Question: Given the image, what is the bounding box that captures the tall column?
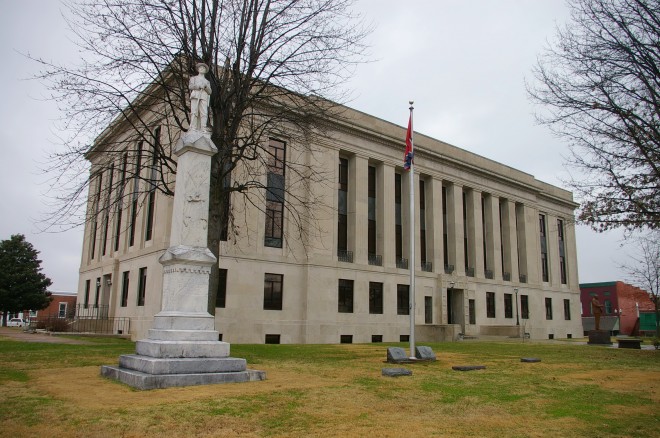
[502,200,518,281]
[401,167,412,267]
[483,194,497,279]
[429,177,444,273]
[466,189,484,277]
[565,218,579,288]
[447,183,464,276]
[413,173,422,270]
[523,204,540,284]
[380,164,396,268]
[352,155,369,265]
[515,203,530,283]
[547,214,559,286]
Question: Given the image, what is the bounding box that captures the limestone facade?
[78,105,583,343]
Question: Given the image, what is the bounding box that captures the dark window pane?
[216,269,227,308]
[120,271,130,307]
[338,279,354,313]
[504,293,513,318]
[486,292,495,318]
[397,285,409,315]
[521,295,529,319]
[264,273,283,310]
[369,282,383,314]
[265,334,281,344]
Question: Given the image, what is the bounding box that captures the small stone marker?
[415,346,437,361]
[387,347,410,363]
[382,367,413,377]
[521,358,541,363]
[452,365,486,371]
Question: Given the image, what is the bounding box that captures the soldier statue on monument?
[189,63,212,132]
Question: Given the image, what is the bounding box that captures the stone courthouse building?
[77,103,583,343]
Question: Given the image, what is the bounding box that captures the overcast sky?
[1,0,631,292]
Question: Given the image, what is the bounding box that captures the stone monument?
[101,63,265,389]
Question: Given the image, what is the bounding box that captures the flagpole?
[408,101,416,360]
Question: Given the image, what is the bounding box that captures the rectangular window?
[424,296,432,324]
[442,186,449,268]
[84,279,90,307]
[145,127,160,242]
[120,271,130,307]
[58,303,67,318]
[539,214,549,282]
[90,171,103,260]
[340,335,353,344]
[482,195,488,274]
[137,267,147,306]
[265,334,281,344]
[545,297,553,320]
[371,335,383,343]
[499,200,505,276]
[369,282,383,314]
[469,299,476,324]
[129,142,143,247]
[395,173,402,260]
[216,269,227,308]
[338,157,349,253]
[420,179,427,264]
[265,139,286,248]
[521,294,529,319]
[94,277,101,308]
[400,334,409,342]
[504,293,513,319]
[463,190,469,271]
[558,219,567,284]
[604,299,612,314]
[263,273,283,310]
[486,292,496,318]
[338,279,354,313]
[564,299,571,320]
[397,284,409,315]
[102,163,114,256]
[219,161,232,242]
[145,191,156,241]
[114,153,128,252]
[368,166,377,257]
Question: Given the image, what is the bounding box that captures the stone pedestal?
[587,330,612,345]
[101,131,265,389]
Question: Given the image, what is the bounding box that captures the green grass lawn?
[0,335,658,437]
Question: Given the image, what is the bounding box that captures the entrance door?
[101,274,112,318]
[447,289,465,332]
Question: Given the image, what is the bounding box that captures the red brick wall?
[32,295,77,320]
[581,281,655,335]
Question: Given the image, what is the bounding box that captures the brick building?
[580,281,655,335]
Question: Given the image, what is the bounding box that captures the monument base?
[588,330,612,345]
[102,333,266,389]
[101,363,265,390]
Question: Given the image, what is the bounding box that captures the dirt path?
[0,327,92,344]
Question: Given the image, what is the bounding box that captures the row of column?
[341,153,574,287]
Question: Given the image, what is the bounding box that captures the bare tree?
[31,0,369,308]
[621,231,660,338]
[528,0,660,232]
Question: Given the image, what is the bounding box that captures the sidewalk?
[0,326,91,344]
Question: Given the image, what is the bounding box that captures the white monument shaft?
[101,63,264,388]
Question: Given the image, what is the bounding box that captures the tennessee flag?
[403,114,413,170]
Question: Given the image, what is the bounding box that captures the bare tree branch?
[528,0,660,232]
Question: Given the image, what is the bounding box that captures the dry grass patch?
[1,338,659,437]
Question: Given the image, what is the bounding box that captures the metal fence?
[30,315,130,335]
